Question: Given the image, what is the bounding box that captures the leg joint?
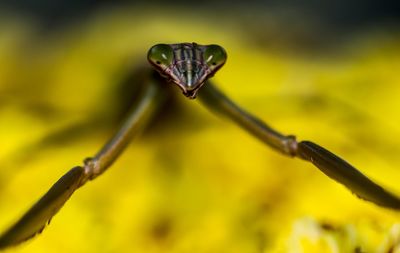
[83,157,101,180]
[283,135,298,157]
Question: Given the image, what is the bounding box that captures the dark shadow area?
[1,0,399,31]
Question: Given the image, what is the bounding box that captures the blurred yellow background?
[0,5,400,253]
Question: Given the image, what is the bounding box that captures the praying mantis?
[0,42,399,249]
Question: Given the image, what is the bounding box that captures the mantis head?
[147,43,227,99]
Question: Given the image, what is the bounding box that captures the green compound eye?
[204,45,227,68]
[147,44,174,67]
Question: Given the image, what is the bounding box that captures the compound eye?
[147,44,174,68]
[204,45,227,68]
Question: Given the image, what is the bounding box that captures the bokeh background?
[0,1,400,252]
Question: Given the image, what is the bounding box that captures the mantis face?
[147,43,227,98]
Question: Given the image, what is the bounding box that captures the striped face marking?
[147,43,227,99]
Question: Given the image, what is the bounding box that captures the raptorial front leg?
[198,82,400,209]
[0,76,167,249]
